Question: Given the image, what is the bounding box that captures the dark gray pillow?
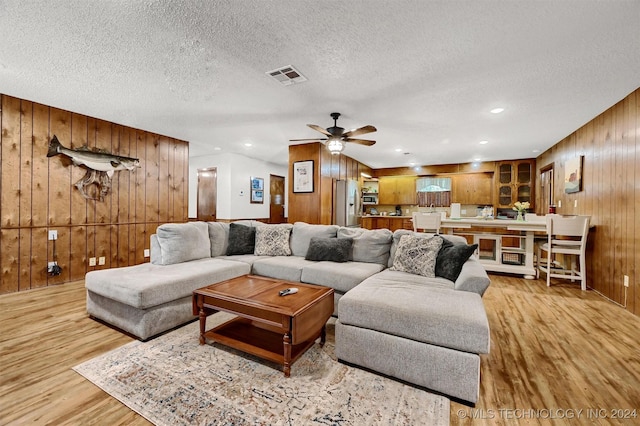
[226,223,256,255]
[435,239,478,282]
[305,237,353,262]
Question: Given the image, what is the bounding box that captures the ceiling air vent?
[266,65,307,86]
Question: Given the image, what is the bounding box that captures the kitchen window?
[416,177,451,207]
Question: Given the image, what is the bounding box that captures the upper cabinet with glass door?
[495,159,535,208]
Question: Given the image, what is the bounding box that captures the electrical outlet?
[558,200,562,208]
[48,230,57,240]
[47,262,56,272]
[574,199,578,208]
[89,257,96,266]
[98,256,106,266]
[144,249,150,257]
[624,275,630,287]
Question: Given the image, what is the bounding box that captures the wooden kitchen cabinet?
[495,159,535,208]
[378,176,416,205]
[361,216,412,231]
[451,173,493,205]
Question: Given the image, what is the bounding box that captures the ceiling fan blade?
[345,138,376,146]
[289,138,328,142]
[343,125,377,138]
[307,124,332,136]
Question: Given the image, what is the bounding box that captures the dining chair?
[537,215,590,290]
[412,212,441,234]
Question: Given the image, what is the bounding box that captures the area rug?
[73,313,449,425]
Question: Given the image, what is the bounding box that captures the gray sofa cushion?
[305,237,353,262]
[290,222,339,257]
[251,256,317,282]
[301,261,385,293]
[85,258,250,309]
[208,221,230,257]
[390,234,443,277]
[338,278,490,354]
[155,222,211,265]
[338,227,393,266]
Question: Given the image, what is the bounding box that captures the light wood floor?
[1,275,639,425]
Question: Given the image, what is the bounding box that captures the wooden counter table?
[441,218,548,279]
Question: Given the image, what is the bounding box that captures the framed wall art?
[250,177,264,203]
[564,156,583,194]
[293,160,314,193]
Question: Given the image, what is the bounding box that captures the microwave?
[363,196,378,204]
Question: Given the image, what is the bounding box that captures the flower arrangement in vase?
[512,201,530,221]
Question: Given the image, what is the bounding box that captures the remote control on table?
[279,288,299,296]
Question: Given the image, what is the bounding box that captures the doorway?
[539,164,554,213]
[197,167,217,221]
[269,174,285,224]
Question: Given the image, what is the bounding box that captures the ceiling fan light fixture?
[326,137,345,155]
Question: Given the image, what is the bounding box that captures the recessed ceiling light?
[395,148,403,152]
[244,143,252,147]
[490,107,505,114]
[474,157,481,162]
[532,149,540,153]
[409,162,416,166]
[479,140,489,145]
[214,147,222,151]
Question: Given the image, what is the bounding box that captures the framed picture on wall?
[293,160,314,193]
[564,156,583,194]
[250,177,264,203]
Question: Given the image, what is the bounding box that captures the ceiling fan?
[290,112,376,155]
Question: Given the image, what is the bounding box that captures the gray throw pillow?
[226,223,256,255]
[254,224,292,256]
[156,222,211,265]
[436,239,478,282]
[305,237,353,262]
[390,234,443,277]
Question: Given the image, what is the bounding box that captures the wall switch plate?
[574,199,578,207]
[89,257,96,266]
[48,230,57,240]
[47,261,56,272]
[558,200,562,208]
[624,275,630,287]
[98,256,106,266]
[144,249,150,257]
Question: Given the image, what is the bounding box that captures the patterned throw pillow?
[254,225,292,256]
[391,234,443,277]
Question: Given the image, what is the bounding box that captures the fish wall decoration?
[47,135,140,201]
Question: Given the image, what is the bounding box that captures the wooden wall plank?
[48,108,72,226]
[109,124,122,226]
[31,228,48,288]
[95,225,110,271]
[116,224,129,267]
[158,137,170,223]
[0,229,19,293]
[167,140,176,222]
[70,113,88,225]
[47,226,69,286]
[69,226,87,281]
[94,119,112,223]
[134,130,146,224]
[19,100,33,228]
[31,103,50,228]
[1,96,21,227]
[117,126,131,224]
[18,229,31,291]
[145,134,159,224]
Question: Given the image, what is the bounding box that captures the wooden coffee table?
[192,275,334,377]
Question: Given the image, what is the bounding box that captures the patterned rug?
[74,313,449,425]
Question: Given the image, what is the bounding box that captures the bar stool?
[537,215,590,290]
[412,212,441,234]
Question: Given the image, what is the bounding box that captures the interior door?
[197,168,217,221]
[539,166,554,213]
[269,174,285,223]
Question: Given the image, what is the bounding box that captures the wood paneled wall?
[0,94,189,294]
[288,143,368,224]
[535,88,639,315]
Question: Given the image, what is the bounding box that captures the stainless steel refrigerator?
[335,179,360,227]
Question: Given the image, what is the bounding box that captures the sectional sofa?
[85,220,491,403]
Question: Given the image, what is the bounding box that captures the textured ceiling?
[1,0,639,168]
